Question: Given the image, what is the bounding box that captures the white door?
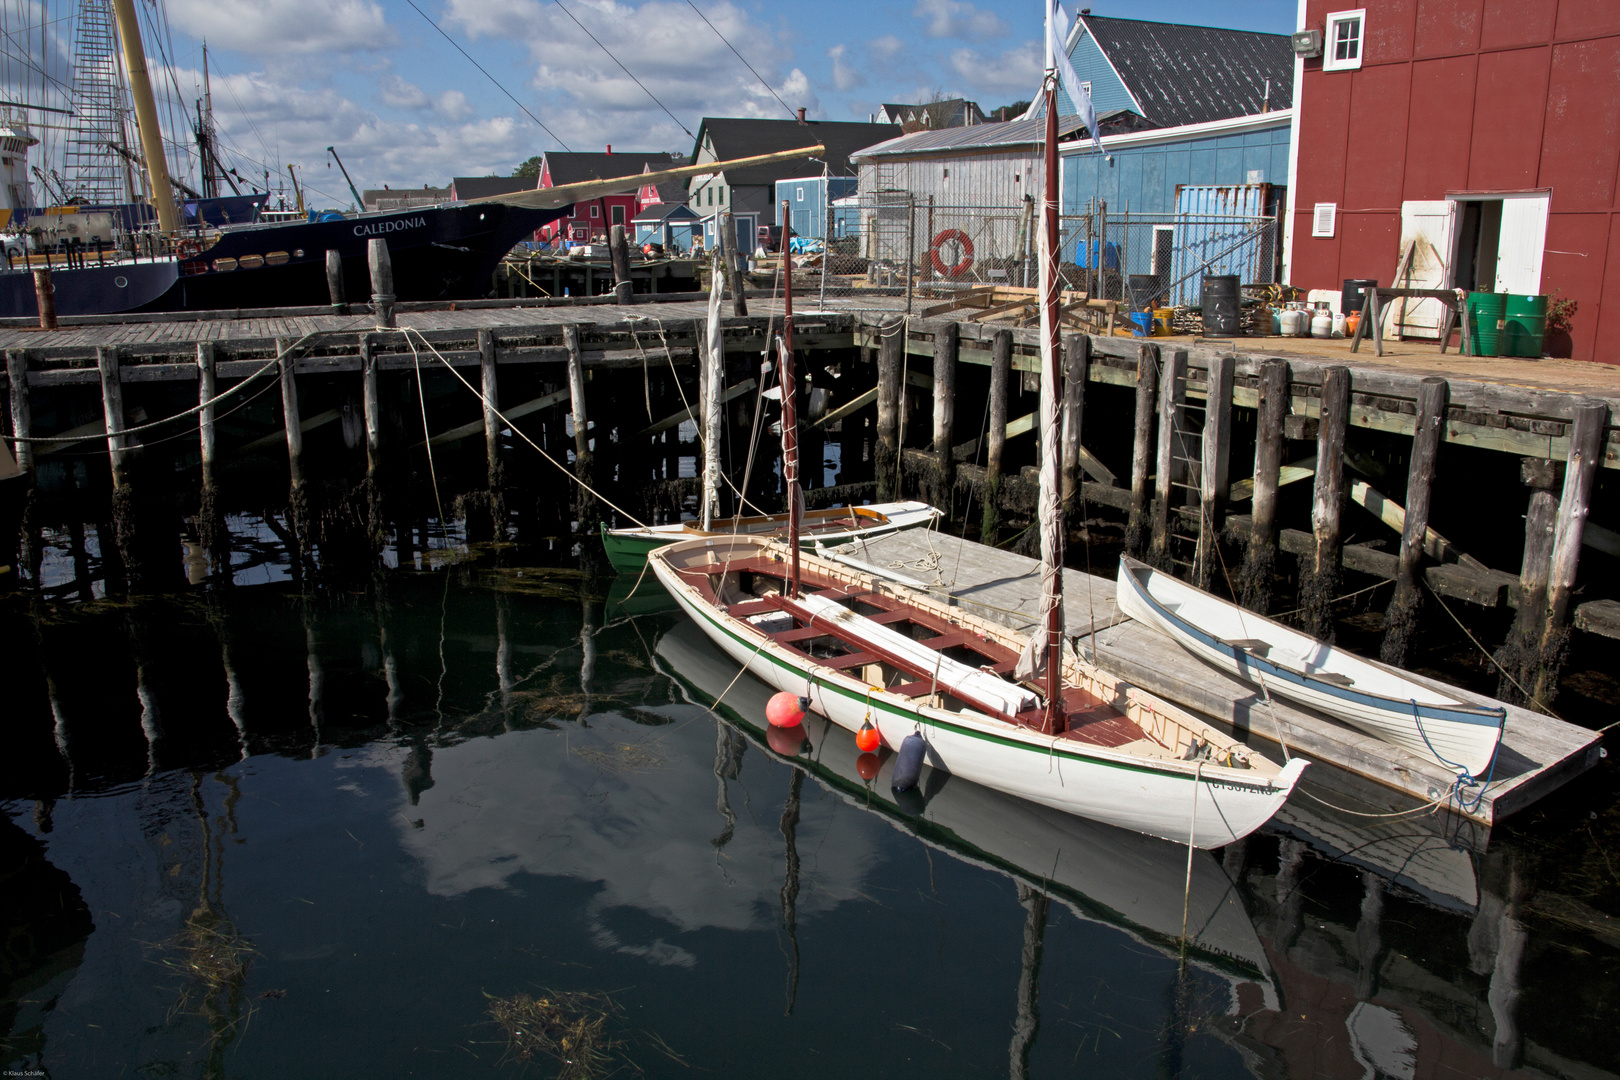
[1392,200,1457,339]
[1494,193,1549,294]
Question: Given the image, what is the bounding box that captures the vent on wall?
[1313,203,1337,237]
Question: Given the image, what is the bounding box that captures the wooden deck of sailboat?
[668,553,1147,749]
[827,530,1604,828]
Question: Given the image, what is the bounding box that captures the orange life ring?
[929,229,974,278]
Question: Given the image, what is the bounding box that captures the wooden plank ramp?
[827,530,1604,827]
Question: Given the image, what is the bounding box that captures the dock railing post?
[982,329,1012,545]
[1239,358,1288,612]
[325,249,348,315]
[1125,343,1157,558]
[876,318,903,500]
[1301,365,1351,642]
[1194,353,1233,591]
[367,239,395,329]
[1061,334,1089,509]
[1149,349,1187,569]
[1531,401,1609,708]
[931,320,958,512]
[1381,376,1449,665]
[609,224,634,306]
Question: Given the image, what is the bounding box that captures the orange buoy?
[766,691,808,727]
[766,722,808,756]
[856,751,882,781]
[855,720,881,753]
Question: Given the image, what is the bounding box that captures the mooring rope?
[403,331,449,548]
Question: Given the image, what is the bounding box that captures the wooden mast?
[1040,71,1065,734]
[780,199,801,599]
[109,0,180,234]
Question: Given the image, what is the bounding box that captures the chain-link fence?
[787,190,1281,319]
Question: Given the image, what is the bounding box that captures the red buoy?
[856,752,882,781]
[855,721,881,753]
[767,722,808,756]
[766,691,808,728]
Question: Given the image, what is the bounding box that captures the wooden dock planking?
[829,531,1603,826]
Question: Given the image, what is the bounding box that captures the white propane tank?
[1332,312,1347,337]
[1282,303,1307,336]
[1311,304,1333,338]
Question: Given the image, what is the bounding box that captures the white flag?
[1047,0,1107,158]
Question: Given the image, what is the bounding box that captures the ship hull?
[0,201,566,318]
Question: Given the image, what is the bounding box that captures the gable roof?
[633,200,700,224]
[878,100,986,129]
[1071,15,1293,128]
[692,118,896,185]
[451,175,535,200]
[542,151,685,189]
[850,109,1150,161]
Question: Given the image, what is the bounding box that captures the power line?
[401,0,571,152]
[550,0,695,140]
[683,0,797,121]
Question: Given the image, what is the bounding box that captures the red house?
[1284,1,1620,362]
[533,149,684,245]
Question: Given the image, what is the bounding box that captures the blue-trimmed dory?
[1116,556,1504,779]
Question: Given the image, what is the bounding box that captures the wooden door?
[1392,200,1457,339]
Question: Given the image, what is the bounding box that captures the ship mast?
[109,0,180,233]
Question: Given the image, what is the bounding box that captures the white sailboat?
[648,21,1305,848]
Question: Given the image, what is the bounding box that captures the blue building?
[774,175,858,240]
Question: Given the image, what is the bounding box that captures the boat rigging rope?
[403,331,449,548]
[396,325,650,529]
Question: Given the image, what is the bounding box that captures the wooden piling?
[1194,353,1233,591]
[1125,343,1157,557]
[718,212,746,317]
[982,329,1012,545]
[33,267,56,330]
[1381,377,1449,666]
[1531,401,1609,707]
[1149,348,1187,568]
[367,239,395,329]
[1060,334,1089,508]
[361,334,383,480]
[1497,489,1557,705]
[278,339,304,486]
[195,342,224,558]
[6,349,32,479]
[325,249,348,314]
[478,330,501,484]
[564,325,597,531]
[1239,359,1288,613]
[1301,365,1351,642]
[931,320,958,510]
[876,318,902,500]
[97,346,131,487]
[609,225,634,305]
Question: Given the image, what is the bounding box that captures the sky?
[8,0,1299,208]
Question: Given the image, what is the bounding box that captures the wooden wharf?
[3,289,1618,735]
[827,529,1604,829]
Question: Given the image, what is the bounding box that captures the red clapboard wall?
[1288,0,1620,363]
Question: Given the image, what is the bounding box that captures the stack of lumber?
[918,285,1124,332]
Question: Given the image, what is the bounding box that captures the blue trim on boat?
[1120,559,1505,730]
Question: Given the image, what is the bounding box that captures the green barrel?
[1466,292,1507,357]
[1503,293,1548,357]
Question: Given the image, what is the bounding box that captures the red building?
[533,150,683,245]
[1285,1,1620,362]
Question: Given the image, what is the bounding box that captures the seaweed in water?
[486,989,629,1078]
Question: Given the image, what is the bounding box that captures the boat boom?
[472,145,827,210]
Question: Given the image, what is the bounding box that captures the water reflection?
[0,563,1614,1078]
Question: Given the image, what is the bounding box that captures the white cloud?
[948,42,1042,97]
[379,75,431,110]
[435,90,475,122]
[164,0,396,55]
[828,44,863,92]
[913,0,1008,40]
[870,34,904,60]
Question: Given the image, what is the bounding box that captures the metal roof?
[849,110,1144,161]
[692,118,893,183]
[1080,15,1293,127]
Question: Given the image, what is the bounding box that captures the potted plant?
[1545,289,1577,358]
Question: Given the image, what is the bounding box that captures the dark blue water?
[3,552,1617,1078]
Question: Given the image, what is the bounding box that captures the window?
[1079,80,1092,98]
[611,205,624,226]
[1323,9,1364,71]
[707,187,714,206]
[796,186,804,201]
[719,186,725,204]
[1312,202,1337,237]
[590,204,600,218]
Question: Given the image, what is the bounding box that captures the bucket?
[1129,312,1153,337]
[1127,274,1163,310]
[1201,274,1241,337]
[1502,293,1547,357]
[1341,278,1378,317]
[1154,307,1174,336]
[1466,292,1507,357]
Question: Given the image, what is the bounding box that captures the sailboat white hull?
[651,538,1304,848]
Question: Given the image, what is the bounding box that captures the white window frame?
[1323,9,1365,72]
[796,186,804,201]
[590,204,600,218]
